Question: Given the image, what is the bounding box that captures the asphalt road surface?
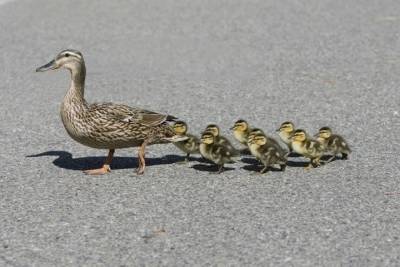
[1,0,400,266]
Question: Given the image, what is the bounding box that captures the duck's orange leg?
[137,142,147,175]
[84,149,115,175]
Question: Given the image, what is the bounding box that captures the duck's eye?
[65,53,70,57]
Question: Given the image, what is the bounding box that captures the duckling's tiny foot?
[83,165,111,175]
[304,164,312,170]
[176,157,189,164]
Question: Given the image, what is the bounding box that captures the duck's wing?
[89,103,177,127]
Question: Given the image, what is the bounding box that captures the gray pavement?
[1,0,400,266]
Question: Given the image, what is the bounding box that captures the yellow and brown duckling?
[277,121,296,152]
[36,49,186,175]
[291,129,324,169]
[248,134,287,173]
[172,121,200,162]
[199,131,238,173]
[247,128,283,154]
[231,119,251,146]
[316,127,351,161]
[205,124,238,154]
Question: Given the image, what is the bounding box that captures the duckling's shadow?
[288,152,302,157]
[241,157,260,165]
[27,151,186,171]
[242,164,283,172]
[286,161,309,168]
[191,164,235,173]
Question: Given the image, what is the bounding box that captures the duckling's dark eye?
[65,53,70,57]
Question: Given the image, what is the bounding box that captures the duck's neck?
[63,63,87,107]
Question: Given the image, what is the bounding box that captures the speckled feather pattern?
[60,87,176,149]
[321,135,351,155]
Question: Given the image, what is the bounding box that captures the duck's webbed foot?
[84,165,111,175]
[84,149,114,175]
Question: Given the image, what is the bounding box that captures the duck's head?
[277,121,295,133]
[36,49,84,73]
[230,119,249,132]
[291,129,307,142]
[205,124,220,137]
[173,121,188,135]
[316,127,332,139]
[249,134,267,146]
[201,131,215,145]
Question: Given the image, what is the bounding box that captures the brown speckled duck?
[36,49,186,175]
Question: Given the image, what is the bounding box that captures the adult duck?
[36,49,186,175]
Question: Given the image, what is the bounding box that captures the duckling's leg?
[280,164,286,171]
[217,164,225,174]
[177,153,190,164]
[137,142,147,175]
[260,166,269,174]
[304,159,313,170]
[326,155,336,162]
[84,149,115,175]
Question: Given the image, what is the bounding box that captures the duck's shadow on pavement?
[26,151,191,170]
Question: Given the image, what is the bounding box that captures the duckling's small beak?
[313,133,319,138]
[229,126,235,130]
[36,59,58,72]
[275,128,280,132]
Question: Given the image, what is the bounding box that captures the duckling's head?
[318,127,332,139]
[247,128,265,143]
[173,121,188,135]
[249,128,264,136]
[201,131,215,145]
[250,134,267,146]
[291,129,307,142]
[230,119,249,132]
[36,49,84,73]
[205,124,220,137]
[277,121,295,133]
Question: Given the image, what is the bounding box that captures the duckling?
[231,119,251,146]
[199,131,237,173]
[247,128,284,156]
[277,121,296,151]
[291,129,324,169]
[316,127,351,161]
[205,124,238,154]
[172,121,200,162]
[248,134,287,173]
[36,49,187,175]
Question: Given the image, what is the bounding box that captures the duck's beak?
[313,133,319,138]
[229,126,235,130]
[36,59,58,72]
